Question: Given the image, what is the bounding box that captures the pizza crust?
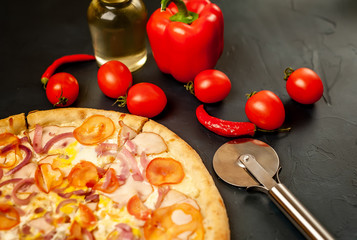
[0,113,27,135]
[27,108,148,133]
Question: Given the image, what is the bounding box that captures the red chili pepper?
[147,0,224,83]
[196,105,291,137]
[41,54,96,87]
[196,105,256,137]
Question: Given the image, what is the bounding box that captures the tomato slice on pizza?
[144,203,204,240]
[73,115,115,145]
[34,163,64,193]
[127,194,152,221]
[0,203,20,230]
[0,133,21,168]
[76,203,97,229]
[68,161,99,188]
[146,158,185,186]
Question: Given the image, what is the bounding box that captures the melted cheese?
[94,195,144,239]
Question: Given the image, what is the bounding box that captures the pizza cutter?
[213,138,334,240]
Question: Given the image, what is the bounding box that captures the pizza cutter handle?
[269,183,334,240]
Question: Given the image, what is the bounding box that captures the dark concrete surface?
[1,0,356,239]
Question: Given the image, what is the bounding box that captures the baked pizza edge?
[0,113,27,135]
[26,108,148,133]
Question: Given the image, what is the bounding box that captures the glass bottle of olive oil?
[87,0,147,72]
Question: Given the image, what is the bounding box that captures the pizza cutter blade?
[213,138,334,240]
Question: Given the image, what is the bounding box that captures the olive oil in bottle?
[87,0,147,72]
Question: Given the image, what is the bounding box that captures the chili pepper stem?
[41,77,49,89]
[256,127,292,133]
[184,81,195,95]
[113,96,127,108]
[284,67,295,80]
[161,0,198,24]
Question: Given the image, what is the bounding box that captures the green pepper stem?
[161,0,198,24]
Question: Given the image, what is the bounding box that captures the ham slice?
[118,121,137,148]
[131,132,167,155]
[28,216,55,235]
[95,143,118,157]
[101,175,153,207]
[154,185,170,209]
[13,162,37,179]
[159,190,199,210]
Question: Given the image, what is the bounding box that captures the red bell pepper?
[147,0,224,83]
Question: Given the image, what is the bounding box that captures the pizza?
[0,108,229,240]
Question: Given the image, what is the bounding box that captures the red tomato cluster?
[97,61,167,118]
[243,67,323,130]
[97,64,232,118]
[195,67,323,133]
[41,53,324,131]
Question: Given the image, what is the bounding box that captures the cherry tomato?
[46,72,79,107]
[73,115,115,145]
[285,67,324,104]
[193,70,231,103]
[97,60,133,98]
[245,90,285,130]
[127,83,167,118]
